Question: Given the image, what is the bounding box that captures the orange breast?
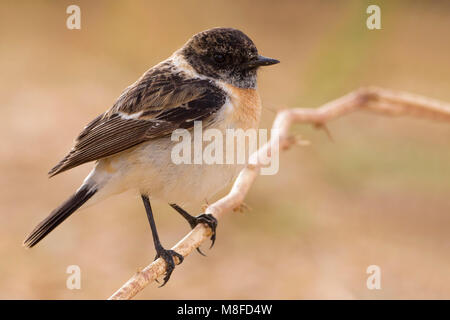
[224,84,262,130]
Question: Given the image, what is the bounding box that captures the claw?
[153,248,183,287]
[170,204,218,253]
[196,214,217,249]
[196,247,206,256]
[210,231,216,249]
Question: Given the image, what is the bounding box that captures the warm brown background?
[1,0,449,299]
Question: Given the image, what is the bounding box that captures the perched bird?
[24,27,279,285]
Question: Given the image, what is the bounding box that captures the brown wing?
[49,64,226,176]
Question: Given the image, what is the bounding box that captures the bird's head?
[180,27,279,88]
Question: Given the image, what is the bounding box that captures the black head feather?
[181,28,265,88]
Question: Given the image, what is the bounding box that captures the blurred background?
[1,0,449,299]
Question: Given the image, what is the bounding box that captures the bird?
[23,27,279,286]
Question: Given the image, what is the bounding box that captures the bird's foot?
[170,204,217,255]
[153,246,183,287]
[193,213,218,250]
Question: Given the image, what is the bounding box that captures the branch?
[108,86,450,300]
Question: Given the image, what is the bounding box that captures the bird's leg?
[141,195,183,287]
[169,203,217,256]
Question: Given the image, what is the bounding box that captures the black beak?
[243,55,280,69]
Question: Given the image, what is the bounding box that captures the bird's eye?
[213,53,225,64]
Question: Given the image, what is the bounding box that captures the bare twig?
[108,87,450,300]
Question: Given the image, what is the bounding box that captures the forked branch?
[108,86,450,300]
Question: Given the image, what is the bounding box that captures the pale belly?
[91,85,261,207]
[95,134,244,207]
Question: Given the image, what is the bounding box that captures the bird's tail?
[23,184,97,248]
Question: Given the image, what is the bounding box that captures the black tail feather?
[23,185,97,248]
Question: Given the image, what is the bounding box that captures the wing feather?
[48,63,226,176]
